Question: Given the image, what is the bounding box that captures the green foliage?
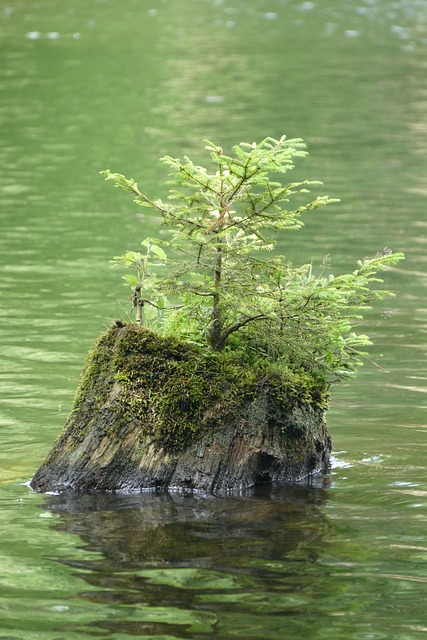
[111,239,168,327]
[101,135,404,383]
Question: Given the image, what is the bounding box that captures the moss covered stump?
[31,324,331,493]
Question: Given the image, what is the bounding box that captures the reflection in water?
[47,484,329,565]
[40,478,427,639]
[45,485,331,638]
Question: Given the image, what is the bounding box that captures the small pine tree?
[101,135,404,382]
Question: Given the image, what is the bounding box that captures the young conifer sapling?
[101,135,404,383]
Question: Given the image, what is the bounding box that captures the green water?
[1,0,426,638]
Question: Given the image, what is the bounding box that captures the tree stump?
[31,324,331,493]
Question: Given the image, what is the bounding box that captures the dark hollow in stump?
[31,324,332,493]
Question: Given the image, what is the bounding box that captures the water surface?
[1,0,426,638]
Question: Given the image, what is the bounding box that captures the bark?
[31,324,331,494]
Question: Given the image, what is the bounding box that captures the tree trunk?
[31,324,331,494]
[210,240,223,351]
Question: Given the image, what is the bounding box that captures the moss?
[110,326,253,450]
[73,328,119,409]
[258,367,329,436]
[69,323,329,454]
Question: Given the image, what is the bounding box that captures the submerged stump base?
[31,324,331,494]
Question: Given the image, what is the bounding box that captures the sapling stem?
[133,285,144,325]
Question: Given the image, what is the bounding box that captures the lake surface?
[1,0,427,638]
